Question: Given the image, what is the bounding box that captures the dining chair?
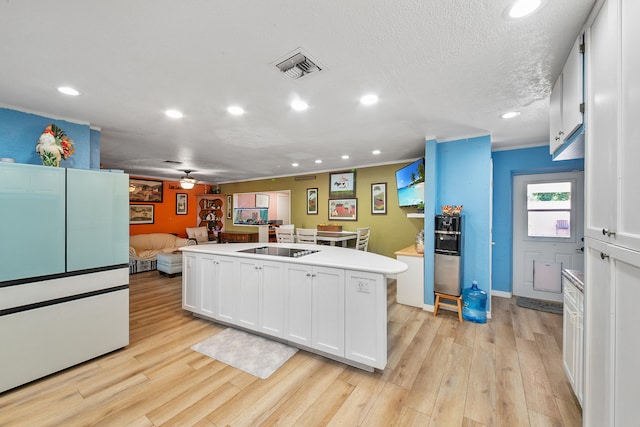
[275,227,295,243]
[355,227,370,251]
[296,228,318,244]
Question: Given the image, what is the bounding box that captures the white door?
[512,172,584,302]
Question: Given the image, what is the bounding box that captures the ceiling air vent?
[275,52,322,80]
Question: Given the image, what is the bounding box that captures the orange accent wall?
[129,179,210,238]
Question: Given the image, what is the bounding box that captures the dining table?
[316,230,358,247]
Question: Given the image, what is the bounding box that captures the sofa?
[129,233,194,273]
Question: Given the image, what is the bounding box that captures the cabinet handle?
[602,228,616,237]
[306,273,312,277]
[555,136,560,141]
[559,131,564,136]
[600,252,610,260]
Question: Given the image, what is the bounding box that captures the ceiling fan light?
[179,170,197,189]
[180,177,196,189]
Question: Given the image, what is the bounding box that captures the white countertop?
[181,242,408,275]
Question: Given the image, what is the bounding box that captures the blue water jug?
[462,281,487,323]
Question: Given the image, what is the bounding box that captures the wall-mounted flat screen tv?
[395,158,425,207]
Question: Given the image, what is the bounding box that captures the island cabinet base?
[183,250,390,371]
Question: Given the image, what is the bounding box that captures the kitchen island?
[181,243,408,371]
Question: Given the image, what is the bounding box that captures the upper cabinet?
[550,34,585,156]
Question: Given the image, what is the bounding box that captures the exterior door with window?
[512,172,584,302]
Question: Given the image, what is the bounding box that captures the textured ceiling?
[0,0,595,183]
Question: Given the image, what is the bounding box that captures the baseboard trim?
[491,290,512,298]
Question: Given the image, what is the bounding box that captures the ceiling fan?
[179,170,197,189]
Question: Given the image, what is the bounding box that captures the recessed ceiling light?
[372,150,381,155]
[292,162,299,167]
[227,106,245,116]
[341,155,350,160]
[58,86,80,96]
[507,0,542,18]
[165,109,183,119]
[291,99,309,112]
[315,159,322,164]
[501,111,521,119]
[360,94,379,106]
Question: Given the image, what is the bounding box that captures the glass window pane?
[527,182,571,210]
[528,211,571,238]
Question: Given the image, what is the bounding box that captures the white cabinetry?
[585,0,640,252]
[345,270,387,369]
[550,34,584,154]
[182,253,235,319]
[584,0,640,423]
[284,264,345,357]
[584,238,640,427]
[311,266,345,357]
[182,248,395,371]
[236,258,284,336]
[562,276,583,406]
[283,263,313,346]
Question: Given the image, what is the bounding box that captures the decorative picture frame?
[226,195,232,219]
[176,193,188,215]
[328,198,357,221]
[129,178,163,202]
[255,193,269,208]
[307,188,318,215]
[371,182,387,215]
[129,204,154,224]
[329,171,356,198]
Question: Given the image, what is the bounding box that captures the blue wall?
[424,135,492,310]
[0,108,97,169]
[491,146,584,294]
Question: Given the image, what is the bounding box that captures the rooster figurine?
[35,124,74,167]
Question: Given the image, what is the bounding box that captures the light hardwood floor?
[0,272,582,426]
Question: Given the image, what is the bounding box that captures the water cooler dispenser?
[434,215,462,296]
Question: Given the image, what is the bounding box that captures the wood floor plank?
[0,274,581,427]
[464,344,496,427]
[496,345,530,427]
[429,342,473,426]
[516,337,562,421]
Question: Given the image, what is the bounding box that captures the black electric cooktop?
[237,246,319,258]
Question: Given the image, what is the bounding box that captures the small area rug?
[516,297,563,315]
[191,328,297,379]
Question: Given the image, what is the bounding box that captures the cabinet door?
[345,270,387,369]
[199,255,217,318]
[259,261,284,337]
[67,169,129,271]
[216,256,237,323]
[562,279,578,391]
[0,163,66,281]
[284,264,313,346]
[561,35,584,141]
[618,0,640,252]
[182,253,198,312]
[584,237,613,426]
[611,243,640,426]
[312,266,345,357]
[585,0,617,242]
[549,75,563,154]
[236,259,260,331]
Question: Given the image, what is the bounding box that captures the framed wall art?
[129,204,154,224]
[129,178,163,202]
[176,193,188,215]
[371,182,387,214]
[329,171,356,198]
[256,193,269,208]
[307,188,318,215]
[226,195,232,219]
[328,198,357,221]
